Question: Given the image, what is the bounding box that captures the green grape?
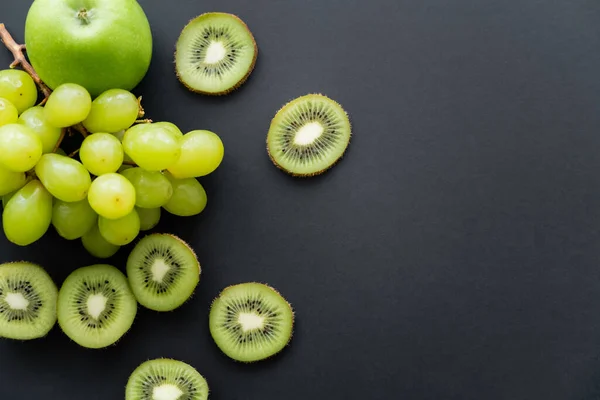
[167,130,224,178]
[80,133,124,176]
[0,123,43,172]
[153,121,183,138]
[0,69,37,114]
[35,153,91,202]
[98,209,140,246]
[55,148,67,156]
[120,167,173,208]
[87,173,136,219]
[122,123,181,171]
[82,89,140,133]
[162,172,207,216]
[0,164,26,196]
[112,130,135,163]
[2,180,52,246]
[43,83,92,128]
[18,106,63,153]
[137,207,161,231]
[52,199,98,240]
[2,190,17,208]
[81,225,120,259]
[0,97,18,127]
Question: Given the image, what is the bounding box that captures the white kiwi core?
[294,122,324,145]
[205,42,227,64]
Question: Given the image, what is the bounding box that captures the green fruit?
[24,0,153,97]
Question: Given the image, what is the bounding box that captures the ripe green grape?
[2,190,16,208]
[43,83,92,128]
[153,121,183,138]
[167,130,224,178]
[0,97,18,127]
[87,173,136,220]
[98,209,140,246]
[35,153,91,202]
[120,167,173,208]
[18,106,63,153]
[137,207,161,231]
[80,133,124,176]
[0,123,43,172]
[122,123,181,171]
[162,172,207,216]
[111,130,135,164]
[52,199,98,240]
[82,89,140,133]
[0,164,26,196]
[2,180,52,246]
[0,69,37,114]
[81,225,120,259]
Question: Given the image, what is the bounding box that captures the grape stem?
[135,119,153,124]
[53,128,67,153]
[67,148,79,158]
[0,23,52,105]
[72,123,89,138]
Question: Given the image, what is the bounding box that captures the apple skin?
[24,0,153,98]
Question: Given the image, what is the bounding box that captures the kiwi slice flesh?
[209,282,294,362]
[126,234,200,312]
[175,12,258,95]
[57,264,137,349]
[267,93,352,176]
[126,358,209,400]
[0,262,57,340]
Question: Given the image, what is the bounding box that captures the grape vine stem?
[0,23,52,105]
[53,128,66,153]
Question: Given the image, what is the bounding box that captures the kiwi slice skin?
[126,233,200,312]
[267,93,352,177]
[0,262,57,340]
[209,282,294,363]
[175,12,258,96]
[126,358,209,400]
[57,264,137,349]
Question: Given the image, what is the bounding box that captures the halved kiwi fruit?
[0,262,57,340]
[126,234,200,312]
[175,12,258,95]
[267,93,352,177]
[126,358,209,400]
[57,264,137,349]
[209,282,294,362]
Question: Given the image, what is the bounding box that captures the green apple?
[24,0,153,98]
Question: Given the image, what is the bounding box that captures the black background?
[0,0,600,399]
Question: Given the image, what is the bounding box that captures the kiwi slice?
[209,282,294,362]
[126,358,209,400]
[57,264,137,349]
[175,12,258,95]
[267,93,352,177]
[0,262,57,340]
[126,234,200,312]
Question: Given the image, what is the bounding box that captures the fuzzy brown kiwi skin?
[209,282,295,364]
[266,93,353,178]
[174,12,259,96]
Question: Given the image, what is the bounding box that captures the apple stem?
[0,23,52,105]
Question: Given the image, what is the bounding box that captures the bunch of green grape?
[0,69,224,258]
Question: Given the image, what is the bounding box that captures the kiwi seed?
[57,264,137,349]
[209,282,294,363]
[266,93,352,177]
[126,233,200,312]
[0,262,58,340]
[126,358,209,400]
[175,12,258,95]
